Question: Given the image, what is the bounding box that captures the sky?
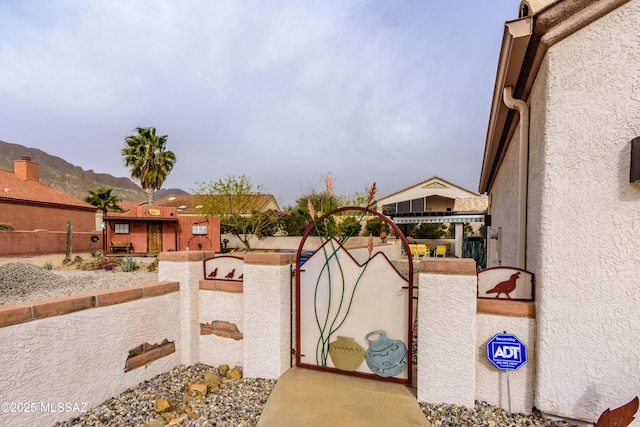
[0,0,521,207]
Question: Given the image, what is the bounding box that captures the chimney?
[14,156,39,182]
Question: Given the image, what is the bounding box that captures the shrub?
[121,256,137,272]
[0,223,14,231]
[43,262,53,270]
[103,262,115,271]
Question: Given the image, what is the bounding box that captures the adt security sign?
[487,333,528,371]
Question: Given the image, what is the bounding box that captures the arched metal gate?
[294,206,415,384]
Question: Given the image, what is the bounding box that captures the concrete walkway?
[257,367,431,427]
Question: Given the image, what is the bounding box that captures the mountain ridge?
[0,140,187,202]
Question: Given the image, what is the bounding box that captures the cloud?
[0,0,519,206]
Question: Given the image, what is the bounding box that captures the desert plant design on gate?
[295,177,414,383]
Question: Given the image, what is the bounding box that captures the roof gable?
[376,176,480,206]
[0,170,96,210]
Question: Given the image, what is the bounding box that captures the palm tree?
[122,127,176,205]
[84,187,123,215]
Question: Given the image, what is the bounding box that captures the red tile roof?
[0,170,97,210]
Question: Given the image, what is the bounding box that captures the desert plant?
[0,223,14,231]
[103,262,115,272]
[43,262,53,270]
[121,256,137,272]
[462,240,487,271]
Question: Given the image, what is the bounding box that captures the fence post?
[242,252,295,379]
[158,251,215,365]
[417,258,477,407]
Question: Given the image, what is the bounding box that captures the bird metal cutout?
[225,268,236,280]
[595,396,639,427]
[486,272,520,299]
[207,268,218,279]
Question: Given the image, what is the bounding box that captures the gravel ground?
[0,262,158,306]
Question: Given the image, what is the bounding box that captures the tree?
[84,187,123,215]
[280,209,310,236]
[193,175,279,251]
[122,127,176,205]
[412,223,446,239]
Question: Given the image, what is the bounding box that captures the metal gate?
[295,206,415,384]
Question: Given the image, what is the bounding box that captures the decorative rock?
[144,418,167,427]
[204,371,222,388]
[153,397,173,413]
[218,364,229,377]
[184,380,208,397]
[227,367,242,380]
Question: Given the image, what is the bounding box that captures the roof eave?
[479,16,533,194]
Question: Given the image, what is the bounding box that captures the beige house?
[375,176,487,257]
[480,0,639,423]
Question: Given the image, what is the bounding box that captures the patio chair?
[435,245,446,257]
[413,244,428,260]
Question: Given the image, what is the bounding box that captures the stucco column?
[455,223,464,258]
[417,258,477,407]
[158,251,215,365]
[242,252,294,379]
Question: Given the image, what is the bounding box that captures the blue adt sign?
[487,333,528,371]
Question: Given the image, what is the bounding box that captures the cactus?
[462,240,487,271]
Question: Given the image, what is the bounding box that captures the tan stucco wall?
[494,1,640,422]
[487,129,521,268]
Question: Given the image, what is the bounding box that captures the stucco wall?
[199,289,244,367]
[526,1,640,422]
[0,201,97,232]
[487,129,521,268]
[0,289,181,426]
[476,314,536,414]
[0,230,103,256]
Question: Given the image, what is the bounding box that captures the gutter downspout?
[503,86,529,270]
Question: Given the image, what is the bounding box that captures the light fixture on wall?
[630,137,640,183]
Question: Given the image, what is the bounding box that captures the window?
[115,223,129,234]
[192,225,208,235]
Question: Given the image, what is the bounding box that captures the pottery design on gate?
[364,330,408,377]
[328,336,366,372]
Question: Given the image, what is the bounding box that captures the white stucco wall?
[199,290,244,367]
[0,294,180,426]
[159,259,202,365]
[243,262,292,379]
[476,314,536,415]
[417,271,477,407]
[507,1,640,422]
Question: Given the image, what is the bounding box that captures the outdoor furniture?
[408,243,428,260]
[424,242,432,257]
[435,245,446,257]
[110,241,133,253]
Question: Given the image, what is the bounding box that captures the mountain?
[0,140,188,202]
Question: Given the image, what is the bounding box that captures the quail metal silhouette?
[485,272,520,299]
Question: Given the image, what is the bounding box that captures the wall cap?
[419,258,477,275]
[244,252,295,265]
[159,251,217,262]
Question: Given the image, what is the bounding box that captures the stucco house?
[103,204,221,254]
[480,0,639,422]
[0,156,99,255]
[375,176,488,257]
